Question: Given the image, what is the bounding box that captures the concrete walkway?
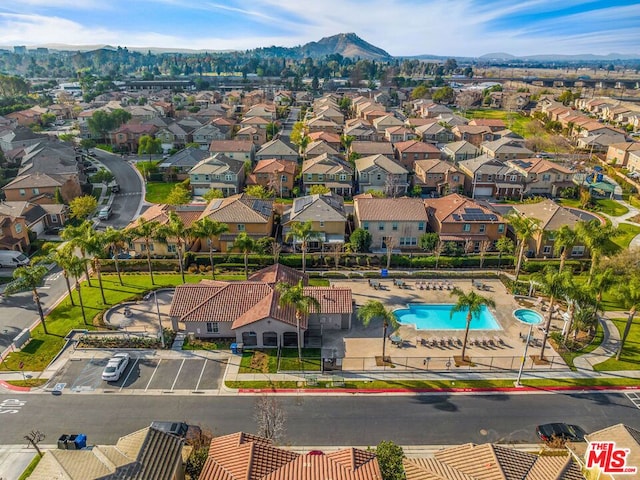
[572,314,621,371]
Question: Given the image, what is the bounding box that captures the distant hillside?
[294,33,392,60]
[480,52,640,61]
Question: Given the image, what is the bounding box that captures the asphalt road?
[0,391,637,445]
[92,150,143,229]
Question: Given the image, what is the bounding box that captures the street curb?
[0,379,30,392]
[238,384,640,395]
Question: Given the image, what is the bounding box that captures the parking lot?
[49,353,226,394]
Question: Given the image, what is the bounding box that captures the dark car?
[85,165,98,173]
[536,423,586,443]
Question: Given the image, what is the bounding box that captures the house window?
[167,244,177,253]
[15,223,22,234]
[418,222,425,231]
[463,224,471,232]
[498,224,505,233]
[19,189,25,196]
[281,175,287,182]
[225,174,233,181]
[237,224,245,231]
[32,188,39,195]
[206,322,219,333]
[571,245,585,257]
[205,175,210,181]
[543,245,552,255]
[487,175,493,181]
[510,175,517,182]
[50,215,58,223]
[414,153,419,160]
[452,175,459,182]
[363,222,369,231]
[339,174,347,181]
[378,223,385,231]
[479,224,486,233]
[307,174,313,181]
[427,174,432,180]
[193,175,199,181]
[320,221,325,228]
[377,174,382,181]
[392,222,398,231]
[542,174,551,181]
[318,174,324,181]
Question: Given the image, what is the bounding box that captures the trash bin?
[231,343,238,354]
[58,434,69,450]
[237,343,244,354]
[67,434,78,450]
[74,434,87,449]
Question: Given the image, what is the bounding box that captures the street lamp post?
[515,322,534,388]
[154,290,165,348]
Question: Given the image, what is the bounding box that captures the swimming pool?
[513,308,544,325]
[394,304,501,331]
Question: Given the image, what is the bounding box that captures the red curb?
[0,380,31,392]
[238,385,640,394]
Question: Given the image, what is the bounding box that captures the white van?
[0,250,30,268]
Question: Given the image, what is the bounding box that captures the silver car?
[101,353,130,382]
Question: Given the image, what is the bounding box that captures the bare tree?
[384,236,396,269]
[327,243,343,269]
[254,396,286,442]
[463,238,475,255]
[434,240,444,269]
[384,174,403,198]
[271,240,282,265]
[24,430,46,457]
[479,240,493,268]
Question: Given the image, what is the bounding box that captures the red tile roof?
[424,193,504,224]
[394,140,440,154]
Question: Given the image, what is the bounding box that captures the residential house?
[0,200,67,237]
[29,422,189,480]
[606,142,640,166]
[415,122,454,144]
[350,141,394,159]
[424,194,506,252]
[111,123,158,152]
[385,126,416,143]
[282,192,347,250]
[0,126,46,152]
[354,196,428,250]
[393,140,441,170]
[169,264,353,346]
[245,158,297,197]
[441,140,480,162]
[158,147,209,181]
[372,114,404,138]
[307,131,341,151]
[404,442,583,480]
[506,158,574,197]
[195,193,274,253]
[155,122,191,151]
[192,124,226,149]
[577,130,629,152]
[305,140,341,159]
[239,115,269,132]
[0,213,30,251]
[481,138,534,160]
[209,117,235,137]
[189,154,245,197]
[413,159,464,196]
[511,200,587,259]
[344,122,377,141]
[124,104,161,121]
[418,103,453,118]
[355,154,409,196]
[306,116,341,134]
[5,106,46,127]
[235,126,265,146]
[208,140,255,163]
[255,138,298,162]
[244,103,276,121]
[468,118,506,131]
[301,154,353,197]
[452,125,494,147]
[627,150,640,173]
[198,432,381,480]
[3,172,82,204]
[314,105,345,125]
[458,155,525,199]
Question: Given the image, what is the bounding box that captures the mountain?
[294,33,392,60]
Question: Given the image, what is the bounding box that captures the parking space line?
[145,359,162,391]
[195,360,207,391]
[171,359,186,391]
[119,357,139,392]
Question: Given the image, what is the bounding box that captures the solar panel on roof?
[209,199,222,210]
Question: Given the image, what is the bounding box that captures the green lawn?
[460,109,532,138]
[557,198,581,209]
[594,317,639,371]
[554,324,604,370]
[18,454,42,480]
[0,274,206,371]
[182,337,233,351]
[597,199,629,217]
[145,182,178,203]
[611,223,640,250]
[239,348,322,373]
[278,347,322,371]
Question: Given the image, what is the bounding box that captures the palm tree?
[533,266,573,360]
[495,237,514,270]
[572,304,598,341]
[67,254,90,325]
[233,232,256,280]
[552,225,578,272]
[61,221,94,287]
[85,230,107,304]
[190,217,229,279]
[507,212,541,282]
[103,227,130,286]
[590,268,615,316]
[357,300,399,362]
[576,220,617,284]
[614,272,640,361]
[5,263,50,334]
[157,211,192,283]
[275,280,320,362]
[128,217,161,285]
[48,243,77,306]
[285,220,320,274]
[450,288,496,363]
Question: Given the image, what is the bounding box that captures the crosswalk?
[625,391,640,409]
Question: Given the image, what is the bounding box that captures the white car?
[101,353,130,382]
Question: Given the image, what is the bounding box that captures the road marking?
[625,392,640,409]
[0,398,26,414]
[119,357,139,392]
[195,360,207,391]
[145,359,161,391]
[171,358,186,391]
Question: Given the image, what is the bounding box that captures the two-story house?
[415,122,455,144]
[481,138,534,160]
[393,140,441,171]
[452,125,494,147]
[355,154,409,196]
[385,126,416,143]
[605,142,640,167]
[111,123,158,152]
[353,197,428,251]
[350,141,394,160]
[189,153,245,197]
[458,155,525,199]
[282,192,347,251]
[0,213,30,252]
[307,131,341,152]
[209,140,255,163]
[441,140,481,162]
[372,114,404,139]
[192,124,226,149]
[235,126,266,146]
[424,194,506,252]
[301,154,353,197]
[505,158,574,197]
[413,160,464,196]
[158,147,210,181]
[245,158,297,197]
[344,122,377,142]
[255,139,299,162]
[305,140,341,159]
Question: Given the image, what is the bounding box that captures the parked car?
[0,250,30,268]
[536,423,586,443]
[98,206,112,220]
[85,165,98,173]
[101,353,130,381]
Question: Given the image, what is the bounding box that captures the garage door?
[193,187,208,196]
[474,187,493,196]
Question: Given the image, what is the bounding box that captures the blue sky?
[0,0,639,56]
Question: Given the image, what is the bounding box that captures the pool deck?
[324,278,568,371]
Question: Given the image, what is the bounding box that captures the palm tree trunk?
[515,242,526,282]
[296,313,302,362]
[33,290,48,334]
[145,240,155,285]
[497,251,502,271]
[559,251,567,272]
[82,249,92,287]
[209,244,215,279]
[616,307,637,360]
[63,271,75,306]
[587,253,597,285]
[76,282,87,325]
[461,313,472,361]
[301,242,306,274]
[114,255,123,286]
[244,251,249,280]
[539,295,555,360]
[95,260,106,304]
[177,244,185,284]
[564,302,575,343]
[382,321,388,361]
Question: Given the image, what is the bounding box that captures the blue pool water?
[394,304,500,331]
[513,308,543,325]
